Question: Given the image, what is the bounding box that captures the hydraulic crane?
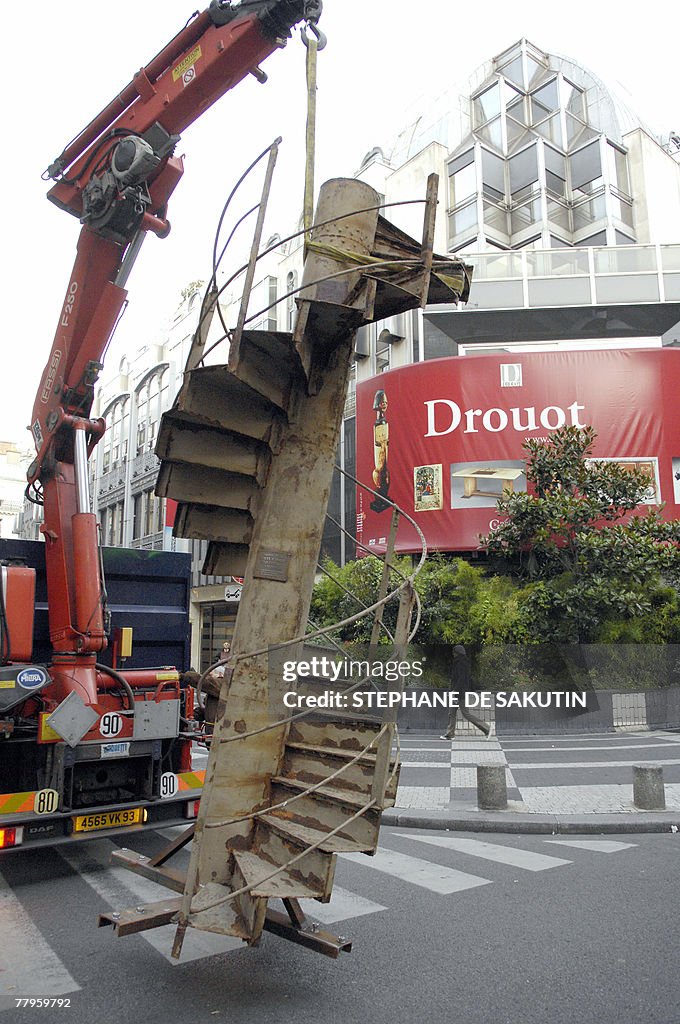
[0,0,325,851]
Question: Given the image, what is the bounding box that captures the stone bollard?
[633,764,666,810]
[477,764,507,811]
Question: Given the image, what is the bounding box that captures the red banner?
[356,349,680,554]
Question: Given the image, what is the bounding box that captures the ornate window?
[136,367,168,456]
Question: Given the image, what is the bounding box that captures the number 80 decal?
[34,788,59,815]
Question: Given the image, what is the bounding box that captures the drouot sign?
[424,398,587,436]
[357,348,680,553]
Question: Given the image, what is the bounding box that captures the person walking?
[441,644,495,740]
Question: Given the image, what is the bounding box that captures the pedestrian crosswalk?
[0,828,637,999]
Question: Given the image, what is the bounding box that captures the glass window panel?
[544,145,566,178]
[507,93,528,125]
[506,119,531,153]
[449,150,474,176]
[661,246,680,272]
[530,79,559,122]
[565,114,598,150]
[449,161,477,207]
[510,198,542,233]
[526,55,547,87]
[614,231,635,246]
[513,235,543,250]
[609,195,634,228]
[483,200,509,236]
[502,81,523,104]
[594,247,656,274]
[527,249,588,276]
[579,231,608,246]
[133,494,142,539]
[571,142,602,191]
[572,194,606,230]
[115,503,124,546]
[472,251,523,279]
[564,81,586,120]
[548,235,571,248]
[481,149,505,199]
[500,56,524,89]
[546,198,571,230]
[450,200,478,236]
[546,172,566,197]
[478,117,503,150]
[509,144,538,195]
[607,143,630,197]
[535,114,562,147]
[473,85,500,125]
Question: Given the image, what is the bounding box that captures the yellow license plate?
[73,808,145,833]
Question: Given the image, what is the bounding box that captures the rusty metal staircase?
[99,175,471,959]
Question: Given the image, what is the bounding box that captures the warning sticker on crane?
[173,45,202,83]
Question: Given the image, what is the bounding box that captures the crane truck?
[0,0,325,853]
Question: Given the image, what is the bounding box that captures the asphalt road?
[2,824,679,1024]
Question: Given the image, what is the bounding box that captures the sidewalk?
[383,729,680,835]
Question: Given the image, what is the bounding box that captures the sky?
[4,0,678,449]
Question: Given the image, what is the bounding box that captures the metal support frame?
[99,871,352,957]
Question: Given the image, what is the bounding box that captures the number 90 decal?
[160,773,179,799]
[100,712,123,738]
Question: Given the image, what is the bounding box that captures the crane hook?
[301,21,327,51]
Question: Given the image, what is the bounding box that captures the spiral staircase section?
[99,175,472,958]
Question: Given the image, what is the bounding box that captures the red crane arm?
[31,1,315,473]
[25,0,321,692]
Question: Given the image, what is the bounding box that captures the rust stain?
[234,719,247,733]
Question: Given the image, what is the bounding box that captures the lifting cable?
[301,14,326,250]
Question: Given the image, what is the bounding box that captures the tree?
[310,553,526,647]
[484,425,680,643]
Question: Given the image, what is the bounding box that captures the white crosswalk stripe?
[545,840,636,853]
[0,874,80,997]
[341,848,492,894]
[394,833,572,871]
[296,886,387,924]
[58,840,242,964]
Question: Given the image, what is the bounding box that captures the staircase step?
[173,504,253,545]
[271,776,375,812]
[238,330,300,371]
[259,813,374,854]
[157,416,270,483]
[203,541,250,578]
[232,849,326,899]
[285,741,390,765]
[288,715,383,752]
[156,463,260,513]
[283,744,381,796]
[269,776,380,852]
[254,817,336,900]
[188,883,251,939]
[227,331,303,412]
[282,743,400,802]
[177,366,288,448]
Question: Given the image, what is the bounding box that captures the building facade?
[0,442,33,540]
